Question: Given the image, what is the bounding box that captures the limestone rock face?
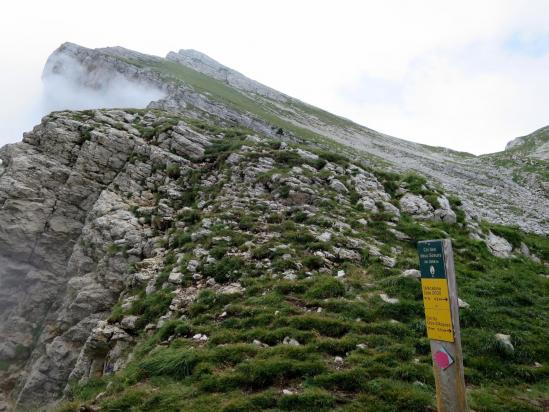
[505,126,549,161]
[0,109,213,409]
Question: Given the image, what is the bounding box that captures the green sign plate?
[417,240,446,279]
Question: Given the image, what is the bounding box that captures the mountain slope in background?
[0,43,547,411]
[505,125,549,161]
[43,42,548,234]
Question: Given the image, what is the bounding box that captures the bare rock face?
[0,109,213,409]
[0,107,414,409]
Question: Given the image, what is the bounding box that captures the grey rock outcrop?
[505,125,549,161]
[399,193,434,220]
[432,196,457,224]
[166,49,288,103]
[485,231,513,258]
[0,109,213,409]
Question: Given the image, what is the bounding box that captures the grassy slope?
[58,113,548,412]
[119,55,474,166]
[504,127,549,158]
[127,57,329,144]
[482,127,549,186]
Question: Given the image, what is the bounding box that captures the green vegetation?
[123,58,329,146]
[58,110,548,412]
[166,164,181,179]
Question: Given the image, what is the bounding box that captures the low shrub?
[305,276,345,299]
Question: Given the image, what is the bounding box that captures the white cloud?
[0,0,548,154]
[42,53,165,113]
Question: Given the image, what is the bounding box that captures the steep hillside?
[44,42,549,234]
[0,108,547,412]
[0,43,547,411]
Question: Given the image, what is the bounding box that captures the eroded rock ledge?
[0,109,213,409]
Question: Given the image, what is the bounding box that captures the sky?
[1,1,549,155]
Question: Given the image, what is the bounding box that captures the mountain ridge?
[39,42,548,234]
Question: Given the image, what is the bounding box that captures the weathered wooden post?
[417,239,468,412]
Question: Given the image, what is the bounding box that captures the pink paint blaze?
[434,350,451,369]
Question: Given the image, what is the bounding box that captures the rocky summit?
[0,43,547,411]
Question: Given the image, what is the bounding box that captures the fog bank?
[0,54,164,147]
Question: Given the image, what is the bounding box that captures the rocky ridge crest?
[41,43,549,234]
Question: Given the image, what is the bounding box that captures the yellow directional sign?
[422,278,454,342]
[418,240,455,343]
[417,240,468,411]
[422,278,450,309]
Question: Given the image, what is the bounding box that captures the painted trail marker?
[417,239,468,412]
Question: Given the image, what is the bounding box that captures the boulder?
[381,201,401,218]
[402,269,421,280]
[495,333,514,352]
[380,256,396,268]
[333,247,361,261]
[316,231,332,242]
[458,298,470,309]
[432,195,457,224]
[295,148,319,162]
[389,228,410,240]
[399,193,434,219]
[226,153,242,165]
[520,242,530,256]
[379,294,399,304]
[168,271,184,284]
[330,179,348,193]
[283,337,300,346]
[187,260,200,273]
[433,208,457,224]
[486,231,513,258]
[120,315,139,331]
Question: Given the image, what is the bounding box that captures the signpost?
[417,239,468,412]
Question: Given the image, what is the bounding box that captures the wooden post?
[417,239,468,412]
